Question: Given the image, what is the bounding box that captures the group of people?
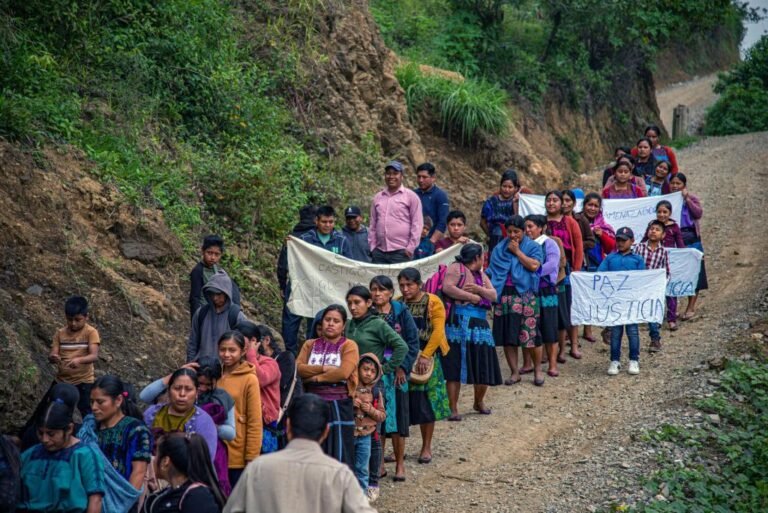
[0,125,708,512]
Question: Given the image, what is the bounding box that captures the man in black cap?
[341,205,372,263]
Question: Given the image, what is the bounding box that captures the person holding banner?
[397,269,451,464]
[442,244,503,411]
[369,276,419,492]
[545,191,584,361]
[488,216,544,385]
[296,305,359,468]
[604,155,648,197]
[481,169,527,253]
[598,227,647,375]
[435,210,470,252]
[669,173,708,320]
[634,220,671,352]
[602,160,647,199]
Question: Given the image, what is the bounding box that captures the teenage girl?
[646,161,672,197]
[481,169,523,253]
[602,161,646,199]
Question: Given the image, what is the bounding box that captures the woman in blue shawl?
[488,215,544,386]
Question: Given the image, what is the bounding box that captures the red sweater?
[246,350,282,424]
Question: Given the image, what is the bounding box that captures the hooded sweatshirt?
[353,353,385,437]
[187,271,247,362]
[217,360,263,468]
[345,314,408,375]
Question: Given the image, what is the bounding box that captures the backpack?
[195,303,241,336]
[422,263,466,318]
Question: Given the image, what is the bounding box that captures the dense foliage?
[372,0,749,106]
[704,35,768,136]
[636,359,768,512]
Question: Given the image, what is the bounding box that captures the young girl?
[143,369,219,469]
[141,433,224,513]
[643,200,685,330]
[481,169,523,253]
[397,269,450,470]
[369,276,419,497]
[88,375,152,494]
[604,155,648,196]
[669,173,708,319]
[216,331,262,487]
[646,161,672,197]
[633,137,657,180]
[562,190,596,262]
[297,305,359,467]
[435,210,470,252]
[19,402,105,513]
[580,193,616,343]
[602,161,647,199]
[545,191,584,361]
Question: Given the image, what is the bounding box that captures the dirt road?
[656,73,719,135]
[375,133,768,511]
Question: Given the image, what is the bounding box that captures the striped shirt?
[52,324,100,384]
[633,242,670,278]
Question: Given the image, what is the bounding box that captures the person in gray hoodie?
[341,206,372,263]
[187,271,247,362]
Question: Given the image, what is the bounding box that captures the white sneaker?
[367,487,380,503]
[607,361,621,375]
[628,360,640,375]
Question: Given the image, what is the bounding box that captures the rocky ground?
[374,126,768,512]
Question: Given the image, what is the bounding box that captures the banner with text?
[519,192,684,239]
[570,269,667,326]
[286,237,462,317]
[666,247,703,297]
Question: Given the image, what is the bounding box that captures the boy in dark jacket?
[188,235,241,320]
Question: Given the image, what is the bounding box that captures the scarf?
[487,235,543,297]
[587,212,615,237]
[151,404,195,435]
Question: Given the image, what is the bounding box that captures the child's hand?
[361,402,372,414]
[48,353,61,364]
[354,398,362,408]
[66,357,81,369]
[457,236,469,244]
[181,362,199,371]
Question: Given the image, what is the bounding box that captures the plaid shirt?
[634,242,670,278]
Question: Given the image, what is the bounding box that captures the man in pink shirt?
[369,160,424,264]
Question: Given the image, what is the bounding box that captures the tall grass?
[396,63,509,145]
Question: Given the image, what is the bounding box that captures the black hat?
[345,206,362,218]
[615,227,634,240]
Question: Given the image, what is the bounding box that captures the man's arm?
[406,194,424,256]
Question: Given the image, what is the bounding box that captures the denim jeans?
[368,431,382,488]
[648,322,661,341]
[354,434,373,489]
[610,323,640,362]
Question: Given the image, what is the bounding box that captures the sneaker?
[607,361,621,375]
[367,487,380,503]
[649,338,662,353]
[628,360,640,375]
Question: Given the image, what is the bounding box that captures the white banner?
[666,247,703,297]
[570,269,667,326]
[518,192,684,240]
[286,236,462,317]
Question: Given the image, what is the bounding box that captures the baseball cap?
[345,206,362,218]
[615,227,634,240]
[384,160,404,173]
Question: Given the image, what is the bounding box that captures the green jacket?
[345,314,408,375]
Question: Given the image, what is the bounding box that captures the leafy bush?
[705,35,768,136]
[396,63,509,145]
[634,360,768,512]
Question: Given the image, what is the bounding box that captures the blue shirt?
[414,185,450,236]
[597,251,646,272]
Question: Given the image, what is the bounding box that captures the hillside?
[0,0,748,430]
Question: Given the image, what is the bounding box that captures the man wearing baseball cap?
[341,205,372,262]
[368,160,423,264]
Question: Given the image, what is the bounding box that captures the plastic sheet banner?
[570,269,667,326]
[518,192,684,239]
[666,247,703,297]
[286,236,462,317]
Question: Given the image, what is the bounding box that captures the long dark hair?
[93,375,143,420]
[157,433,225,507]
[38,402,73,431]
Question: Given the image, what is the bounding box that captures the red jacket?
[246,350,282,424]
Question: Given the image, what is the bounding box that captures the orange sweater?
[297,337,359,398]
[218,360,263,468]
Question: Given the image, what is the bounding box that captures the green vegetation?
[0,0,348,252]
[372,0,751,111]
[705,35,768,136]
[396,63,510,144]
[634,360,768,512]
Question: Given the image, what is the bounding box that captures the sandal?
[533,378,545,387]
[383,455,395,464]
[582,334,597,343]
[504,377,522,386]
[379,469,388,479]
[417,456,432,464]
[557,355,567,364]
[668,321,679,331]
[519,367,534,375]
[681,311,696,321]
[393,475,406,482]
[473,403,492,415]
[547,369,560,377]
[569,351,583,360]
[448,413,463,421]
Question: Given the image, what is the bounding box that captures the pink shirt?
[368,185,423,254]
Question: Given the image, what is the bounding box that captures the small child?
[48,296,100,416]
[413,216,435,260]
[598,227,646,376]
[353,354,386,490]
[189,235,241,319]
[634,220,670,352]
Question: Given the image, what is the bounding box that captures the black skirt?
[538,284,559,344]
[556,282,572,330]
[444,304,503,384]
[321,397,355,469]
